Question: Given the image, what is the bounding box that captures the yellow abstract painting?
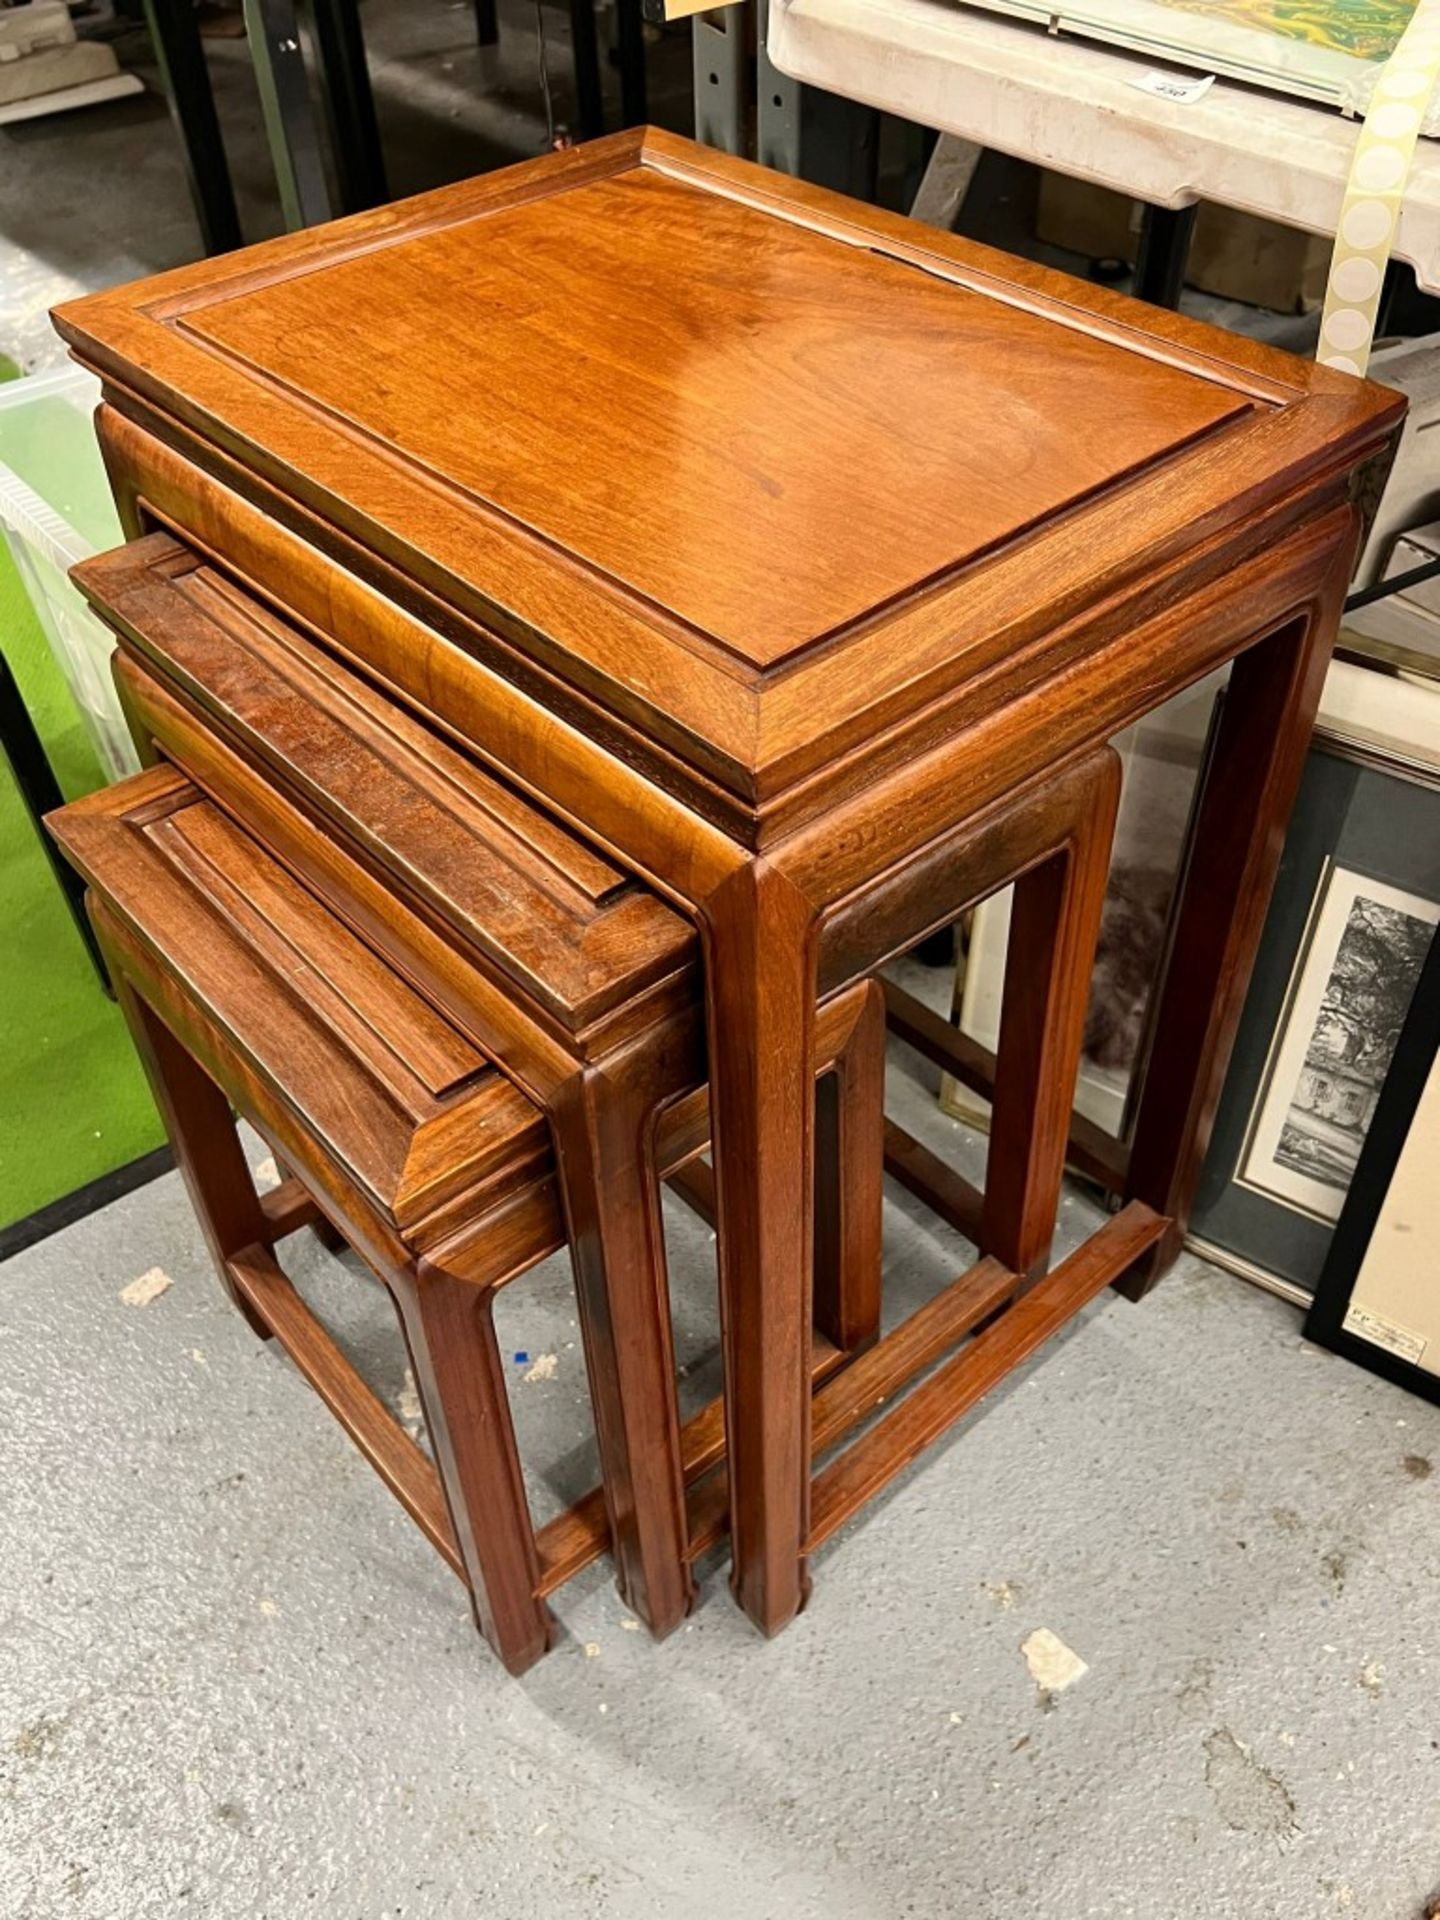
[1155,0,1416,59]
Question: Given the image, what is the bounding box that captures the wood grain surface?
[175,166,1246,667]
[54,130,1402,808]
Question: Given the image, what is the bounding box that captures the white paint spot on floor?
[583,1643,600,1659]
[396,1368,423,1429]
[190,1350,208,1368]
[253,1157,279,1189]
[257,1597,279,1617]
[1020,1628,1089,1696]
[119,1268,172,1308]
[522,1352,558,1383]
[1359,1661,1385,1697]
[620,1619,640,1632]
[982,1579,1021,1609]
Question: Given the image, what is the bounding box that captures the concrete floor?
[3,1011,1439,1920]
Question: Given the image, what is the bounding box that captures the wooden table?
[55,130,1401,1637]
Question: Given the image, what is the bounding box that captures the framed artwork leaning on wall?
[1303,930,1440,1405]
[1187,667,1440,1299]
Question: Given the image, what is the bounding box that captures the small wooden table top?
[57,129,1403,1637]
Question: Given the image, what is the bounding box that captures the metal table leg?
[615,0,647,128]
[0,651,107,990]
[309,0,388,212]
[1134,202,1198,310]
[243,0,334,231]
[568,0,605,140]
[142,0,243,255]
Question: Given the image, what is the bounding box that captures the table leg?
[1122,596,1342,1294]
[812,980,884,1354]
[615,0,647,128]
[244,0,334,231]
[308,0,389,213]
[982,751,1120,1279]
[1134,203,1197,310]
[568,0,605,142]
[549,1066,695,1637]
[702,860,820,1637]
[393,1265,556,1675]
[109,961,272,1340]
[142,0,243,256]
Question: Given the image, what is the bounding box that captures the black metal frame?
[1189,732,1440,1296]
[1345,553,1440,615]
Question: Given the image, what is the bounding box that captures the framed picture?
[1232,864,1436,1226]
[1304,932,1440,1405]
[960,0,1434,125]
[1187,682,1440,1298]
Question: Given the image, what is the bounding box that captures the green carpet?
[0,370,162,1235]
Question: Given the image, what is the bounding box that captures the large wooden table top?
[54,128,1400,838]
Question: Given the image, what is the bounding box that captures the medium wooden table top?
[54,128,1401,828]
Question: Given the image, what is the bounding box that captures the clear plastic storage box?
[0,363,137,781]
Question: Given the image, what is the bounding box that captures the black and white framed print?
[1304,932,1440,1405]
[1232,864,1434,1225]
[1188,714,1440,1298]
